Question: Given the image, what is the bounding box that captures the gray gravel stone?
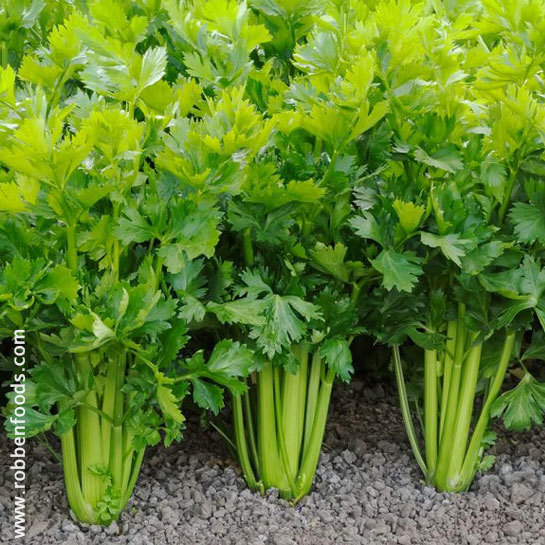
[511,482,533,504]
[505,521,524,535]
[105,521,120,536]
[342,450,357,464]
[483,495,500,510]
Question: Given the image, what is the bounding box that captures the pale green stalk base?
[233,345,335,502]
[394,303,516,493]
[60,351,145,524]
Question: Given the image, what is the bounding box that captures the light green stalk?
[281,345,308,480]
[302,352,322,457]
[294,365,335,501]
[457,330,516,490]
[445,336,482,486]
[393,345,427,476]
[233,393,257,490]
[424,349,438,478]
[257,360,288,491]
[243,387,259,472]
[74,352,104,508]
[439,319,457,440]
[60,420,96,523]
[110,353,126,489]
[434,304,466,487]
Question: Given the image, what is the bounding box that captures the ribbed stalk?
[281,346,308,480]
[243,386,259,470]
[457,330,515,490]
[121,428,135,494]
[424,349,438,478]
[393,345,427,476]
[66,224,78,272]
[101,357,117,462]
[434,304,466,486]
[439,320,457,440]
[233,393,257,489]
[121,448,145,509]
[62,223,99,521]
[63,221,145,521]
[294,365,335,501]
[257,360,287,490]
[110,353,126,489]
[74,353,104,508]
[273,367,298,496]
[60,418,96,523]
[302,352,322,457]
[396,302,515,493]
[445,336,482,487]
[297,348,308,450]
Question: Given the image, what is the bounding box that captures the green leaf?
[157,244,185,274]
[349,212,383,244]
[0,183,28,212]
[178,295,206,323]
[5,406,56,439]
[0,65,16,106]
[491,373,545,431]
[207,299,266,326]
[509,202,545,244]
[165,199,221,260]
[54,408,76,435]
[158,319,189,366]
[252,294,322,357]
[36,265,79,303]
[207,340,253,377]
[420,232,473,267]
[393,200,425,234]
[461,241,506,275]
[310,242,350,282]
[349,100,389,141]
[320,337,353,382]
[157,383,185,424]
[521,331,545,362]
[481,160,506,202]
[236,269,273,297]
[191,379,224,415]
[293,30,338,74]
[414,146,463,173]
[519,255,545,298]
[31,360,78,411]
[371,249,423,292]
[115,208,155,245]
[139,47,167,92]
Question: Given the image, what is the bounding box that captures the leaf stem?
[458,330,515,489]
[424,348,438,477]
[232,393,258,490]
[66,224,78,273]
[392,345,427,477]
[242,228,254,266]
[445,334,482,486]
[497,164,518,224]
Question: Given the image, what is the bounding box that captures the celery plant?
[0,3,253,524]
[163,0,389,500]
[349,0,545,492]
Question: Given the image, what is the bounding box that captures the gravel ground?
[1,380,545,545]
